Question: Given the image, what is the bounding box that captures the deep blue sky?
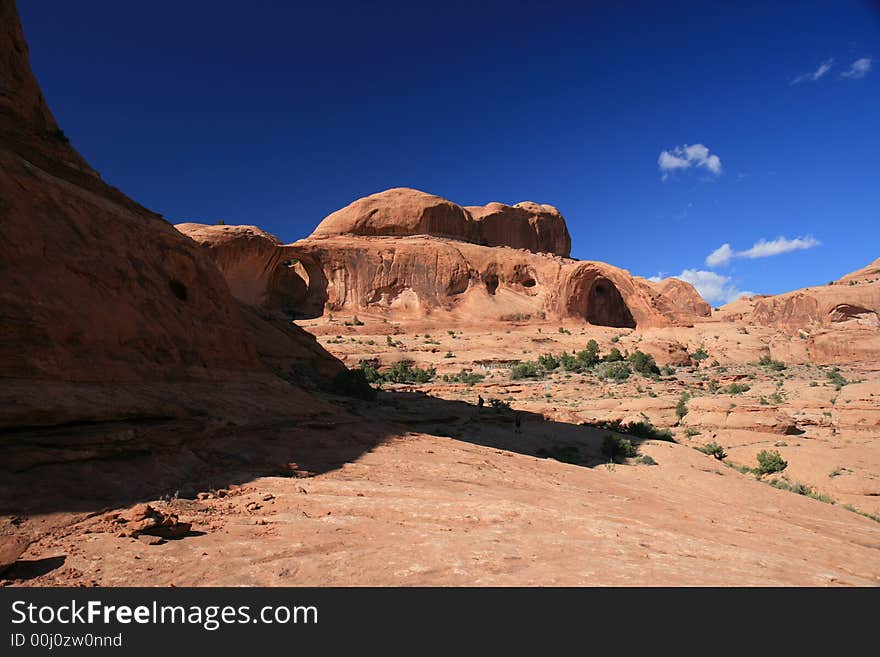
[19,1,880,303]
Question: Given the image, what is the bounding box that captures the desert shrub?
[707,379,720,393]
[758,355,786,371]
[330,368,377,400]
[622,420,675,442]
[603,347,624,362]
[577,340,601,367]
[538,353,560,371]
[511,361,543,379]
[724,382,750,395]
[755,450,787,475]
[683,427,701,438]
[692,346,709,361]
[826,368,847,389]
[610,335,620,343]
[343,315,365,326]
[444,351,454,358]
[698,442,727,460]
[596,361,631,382]
[660,364,676,376]
[602,434,637,462]
[628,350,660,377]
[382,361,436,384]
[634,455,657,466]
[442,369,485,385]
[675,392,690,421]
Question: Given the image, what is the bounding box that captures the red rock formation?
[465,200,571,256]
[311,187,572,257]
[714,259,880,364]
[0,0,342,426]
[180,222,707,329]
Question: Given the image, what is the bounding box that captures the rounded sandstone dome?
[310,187,478,242]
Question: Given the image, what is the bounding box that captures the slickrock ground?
[5,313,879,587]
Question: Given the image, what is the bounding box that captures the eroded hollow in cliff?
[267,255,328,319]
[585,277,635,328]
[484,273,499,295]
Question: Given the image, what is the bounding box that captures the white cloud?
[658,143,723,180]
[705,243,734,267]
[791,58,834,84]
[676,269,752,305]
[841,57,871,79]
[704,236,820,266]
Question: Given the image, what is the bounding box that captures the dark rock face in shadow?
[586,277,636,328]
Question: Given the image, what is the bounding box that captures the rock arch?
[563,265,637,328]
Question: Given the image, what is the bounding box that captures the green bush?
[602,434,637,462]
[603,347,624,362]
[826,368,847,389]
[723,382,750,395]
[442,369,485,385]
[577,340,601,368]
[692,346,709,361]
[628,350,660,377]
[596,361,631,382]
[511,361,543,379]
[697,442,727,460]
[538,353,560,371]
[758,355,786,371]
[559,351,579,372]
[755,450,787,475]
[381,361,436,384]
[675,393,690,421]
[330,368,377,400]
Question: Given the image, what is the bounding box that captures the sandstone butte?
[177,186,712,329]
[1,0,879,587]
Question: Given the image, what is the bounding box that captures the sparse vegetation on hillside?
[697,442,727,460]
[755,450,787,475]
[442,369,485,385]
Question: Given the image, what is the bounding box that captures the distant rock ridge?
[310,187,572,257]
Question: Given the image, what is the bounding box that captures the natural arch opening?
[586,277,635,328]
[267,254,329,319]
[483,272,499,295]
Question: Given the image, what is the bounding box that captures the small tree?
[675,393,690,421]
[756,450,787,475]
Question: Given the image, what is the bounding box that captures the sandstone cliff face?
[465,200,571,257]
[179,220,708,329]
[311,187,571,257]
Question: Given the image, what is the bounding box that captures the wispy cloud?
[704,236,820,267]
[658,143,722,181]
[791,58,834,85]
[652,269,752,305]
[841,57,872,79]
